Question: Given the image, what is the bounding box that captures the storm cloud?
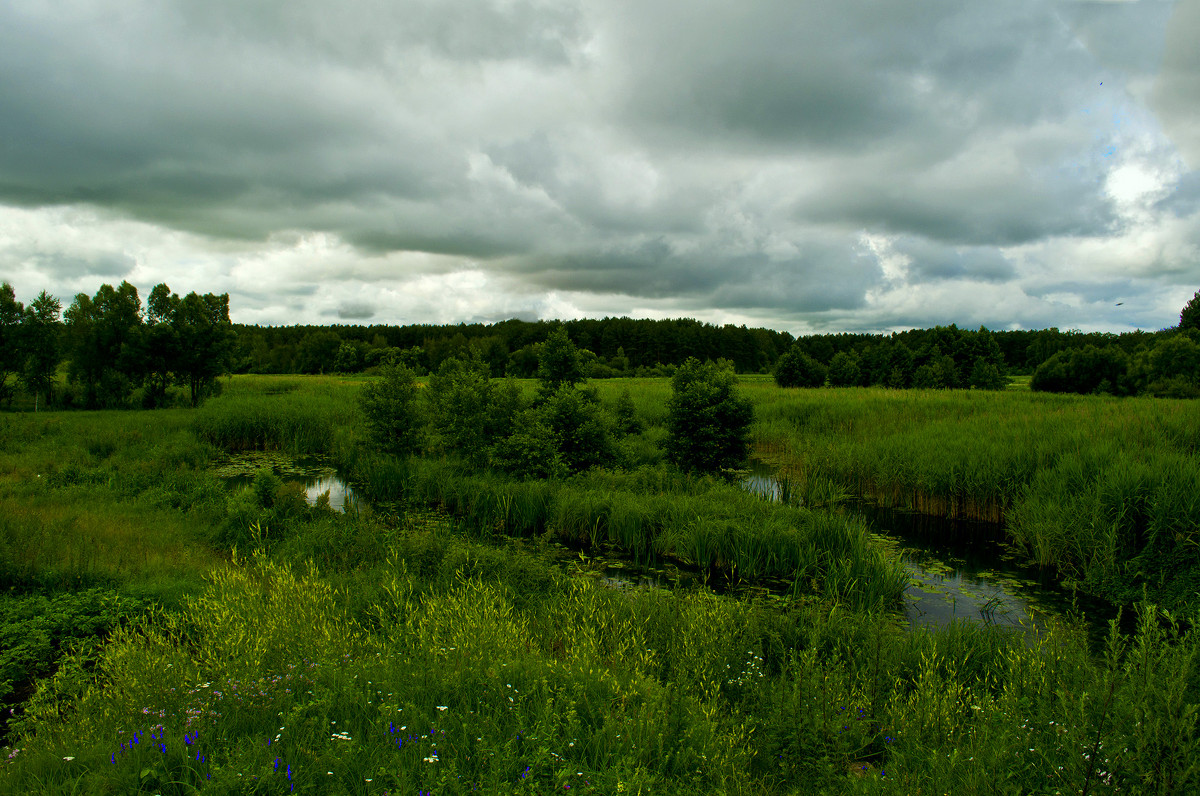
[0,0,1197,334]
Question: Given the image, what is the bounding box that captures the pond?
[746,458,1119,641]
[213,451,359,513]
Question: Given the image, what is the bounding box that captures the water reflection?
[744,458,1117,639]
[215,451,358,514]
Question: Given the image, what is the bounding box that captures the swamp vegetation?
[2,372,1200,794]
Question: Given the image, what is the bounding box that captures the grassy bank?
[733,383,1200,608]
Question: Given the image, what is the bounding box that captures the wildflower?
[63,757,75,762]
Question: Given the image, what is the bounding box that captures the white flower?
[435,706,448,711]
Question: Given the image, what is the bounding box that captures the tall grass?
[192,374,364,455]
[746,384,1200,607]
[351,456,909,610]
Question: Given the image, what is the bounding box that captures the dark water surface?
[215,451,358,513]
[214,452,1118,640]
[746,459,1120,641]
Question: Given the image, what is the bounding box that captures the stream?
[215,452,1117,641]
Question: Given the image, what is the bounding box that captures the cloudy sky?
[2,0,1198,334]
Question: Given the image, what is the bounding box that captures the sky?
[1,0,1198,335]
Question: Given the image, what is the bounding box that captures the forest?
[5,281,1200,413]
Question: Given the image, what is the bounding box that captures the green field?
[2,374,1199,794]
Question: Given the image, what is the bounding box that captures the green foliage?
[612,388,643,434]
[64,281,143,409]
[20,290,61,410]
[968,356,1007,390]
[666,358,753,474]
[1127,334,1200,397]
[0,283,23,408]
[425,355,522,465]
[173,289,236,407]
[1031,344,1128,395]
[491,411,568,480]
[536,325,584,393]
[826,350,862,387]
[0,589,146,707]
[536,385,618,474]
[1180,288,1200,331]
[359,363,424,457]
[774,346,827,388]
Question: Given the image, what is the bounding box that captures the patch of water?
[214,451,358,513]
[744,458,1117,639]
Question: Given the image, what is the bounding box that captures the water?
[211,451,1117,637]
[214,451,358,513]
[745,459,1118,638]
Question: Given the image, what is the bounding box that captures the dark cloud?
[0,0,1194,333]
[335,301,377,320]
[891,238,1015,283]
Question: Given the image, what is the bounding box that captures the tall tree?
[64,281,142,408]
[21,291,62,411]
[138,283,181,407]
[1180,289,1200,331]
[175,291,234,407]
[536,326,583,394]
[0,283,23,407]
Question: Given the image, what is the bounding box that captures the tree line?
[771,291,1200,397]
[0,281,233,410]
[5,278,1200,407]
[231,316,795,378]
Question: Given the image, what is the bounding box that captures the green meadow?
[2,374,1199,794]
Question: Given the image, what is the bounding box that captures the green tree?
[138,284,180,408]
[773,346,827,388]
[536,326,584,393]
[359,364,424,456]
[0,283,24,407]
[666,358,753,474]
[491,412,567,480]
[968,357,1007,390]
[64,281,143,408]
[826,350,861,387]
[21,291,62,411]
[1180,289,1200,331]
[537,385,617,473]
[296,331,341,374]
[425,355,522,466]
[173,290,235,407]
[333,341,364,374]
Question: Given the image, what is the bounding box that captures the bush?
[666,358,753,474]
[359,364,423,456]
[1031,345,1128,395]
[426,356,522,465]
[773,347,827,388]
[535,385,617,474]
[491,412,568,480]
[826,351,862,387]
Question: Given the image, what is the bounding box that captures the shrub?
[1031,345,1128,395]
[826,351,862,387]
[666,358,753,474]
[359,364,423,456]
[773,347,827,388]
[425,356,522,465]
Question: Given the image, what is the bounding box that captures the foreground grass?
[5,533,1199,795]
